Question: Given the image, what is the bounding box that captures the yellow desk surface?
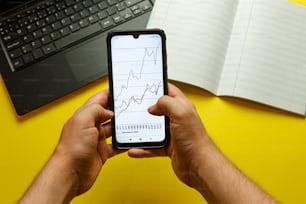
[1,2,306,203]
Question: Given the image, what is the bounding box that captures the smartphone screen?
[107,30,170,149]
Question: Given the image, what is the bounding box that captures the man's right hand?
[128,83,279,204]
[128,83,212,188]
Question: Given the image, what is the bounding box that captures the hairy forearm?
[191,139,279,204]
[19,154,79,204]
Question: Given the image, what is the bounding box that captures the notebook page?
[147,0,238,94]
[219,0,306,115]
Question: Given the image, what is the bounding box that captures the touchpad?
[64,35,108,82]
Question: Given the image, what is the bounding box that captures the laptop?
[0,0,154,115]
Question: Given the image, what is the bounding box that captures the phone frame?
[107,29,170,149]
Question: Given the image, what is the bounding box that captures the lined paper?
[148,0,306,115]
[219,0,306,114]
[147,0,238,93]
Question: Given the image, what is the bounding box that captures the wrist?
[19,153,79,204]
[48,152,80,201]
[187,135,221,195]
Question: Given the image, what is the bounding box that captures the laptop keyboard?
[0,0,153,71]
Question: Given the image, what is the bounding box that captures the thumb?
[148,96,183,118]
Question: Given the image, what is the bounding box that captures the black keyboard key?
[21,44,32,53]
[83,0,93,8]
[16,28,27,36]
[80,9,90,18]
[56,2,66,10]
[120,8,133,20]
[28,14,38,23]
[42,26,52,35]
[23,34,33,44]
[73,3,84,12]
[59,27,71,36]
[42,43,56,55]
[64,7,75,16]
[37,10,48,19]
[70,13,81,22]
[0,28,5,36]
[133,8,142,15]
[32,30,43,39]
[31,40,42,49]
[89,5,99,14]
[41,36,52,45]
[98,1,108,10]
[0,21,6,28]
[17,18,27,27]
[23,53,34,64]
[107,0,117,6]
[9,48,22,59]
[61,17,72,26]
[107,6,117,15]
[69,23,80,32]
[46,5,57,14]
[33,49,44,59]
[88,15,99,24]
[130,5,139,11]
[3,33,16,42]
[44,0,56,6]
[101,17,114,28]
[125,0,142,7]
[79,19,90,28]
[12,58,24,70]
[139,0,152,11]
[36,19,47,28]
[51,22,62,30]
[6,39,23,50]
[8,22,19,31]
[26,24,37,32]
[55,23,101,49]
[55,11,65,20]
[46,15,56,24]
[0,27,9,36]
[142,3,152,11]
[50,31,61,40]
[65,0,76,6]
[97,10,108,20]
[113,14,123,23]
[36,3,47,10]
[116,2,126,11]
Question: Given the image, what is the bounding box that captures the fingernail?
[147,106,153,113]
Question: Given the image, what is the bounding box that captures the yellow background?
[1,1,306,203]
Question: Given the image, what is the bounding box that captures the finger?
[127,148,168,158]
[75,104,114,128]
[99,122,112,139]
[148,96,184,117]
[168,83,194,107]
[83,89,110,107]
[106,144,126,158]
[167,83,185,98]
[98,142,126,164]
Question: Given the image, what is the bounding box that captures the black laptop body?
[0,0,154,115]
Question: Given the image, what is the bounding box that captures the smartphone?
[107,29,170,149]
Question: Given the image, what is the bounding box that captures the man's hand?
[128,83,279,204]
[19,90,121,204]
[128,83,210,187]
[55,89,119,195]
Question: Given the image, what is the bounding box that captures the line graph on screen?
[113,42,164,118]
